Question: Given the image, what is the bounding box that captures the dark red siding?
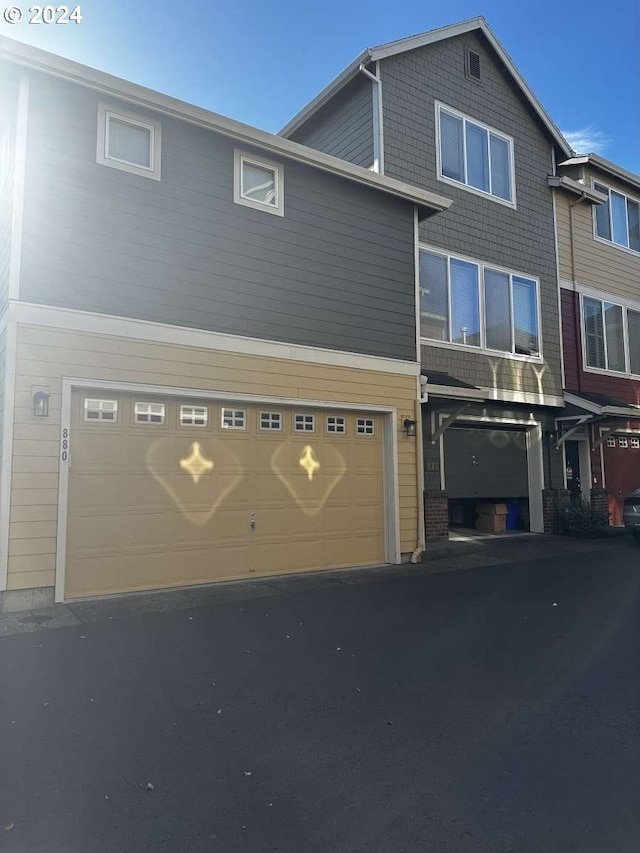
[561,289,640,405]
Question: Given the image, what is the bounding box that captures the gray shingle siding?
[289,75,374,168]
[20,72,417,361]
[380,32,563,396]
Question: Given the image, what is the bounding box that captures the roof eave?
[547,175,607,204]
[0,36,451,215]
[558,154,640,194]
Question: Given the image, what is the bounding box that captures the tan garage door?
[65,392,386,598]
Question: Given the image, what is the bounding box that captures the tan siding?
[555,174,640,301]
[9,324,421,590]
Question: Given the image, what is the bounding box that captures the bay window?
[419,248,540,356]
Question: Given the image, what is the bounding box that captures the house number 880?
[61,428,68,461]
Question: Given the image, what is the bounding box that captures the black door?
[565,440,582,502]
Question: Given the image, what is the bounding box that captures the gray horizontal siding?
[379,31,563,395]
[0,63,19,309]
[20,72,416,361]
[289,75,374,168]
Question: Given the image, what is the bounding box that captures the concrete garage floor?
[1,532,638,852]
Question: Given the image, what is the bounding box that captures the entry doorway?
[564,439,591,503]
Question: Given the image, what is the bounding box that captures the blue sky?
[2,0,638,173]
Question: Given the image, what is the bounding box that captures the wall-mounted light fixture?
[403,418,417,437]
[33,391,50,418]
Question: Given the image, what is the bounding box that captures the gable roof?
[0,36,452,217]
[279,16,573,159]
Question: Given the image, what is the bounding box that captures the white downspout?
[359,61,384,174]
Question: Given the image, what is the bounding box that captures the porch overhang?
[560,391,640,448]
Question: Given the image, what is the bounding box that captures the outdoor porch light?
[403,418,417,437]
[33,391,50,418]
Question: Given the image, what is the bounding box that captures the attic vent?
[466,48,481,81]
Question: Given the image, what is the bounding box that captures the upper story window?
[234,150,284,216]
[97,104,162,181]
[593,182,640,253]
[583,294,640,377]
[419,248,540,357]
[436,102,514,205]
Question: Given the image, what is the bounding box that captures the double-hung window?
[436,102,514,204]
[583,295,640,376]
[419,248,539,356]
[593,182,640,253]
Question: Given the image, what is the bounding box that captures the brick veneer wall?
[542,488,571,534]
[424,490,449,540]
[590,488,610,524]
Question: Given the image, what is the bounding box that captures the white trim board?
[8,72,29,302]
[54,377,403,602]
[0,318,17,591]
[9,301,421,378]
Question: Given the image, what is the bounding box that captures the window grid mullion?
[509,274,515,354]
[479,264,486,349]
[600,300,609,370]
[447,257,453,343]
[461,118,468,185]
[487,134,493,196]
[623,307,631,375]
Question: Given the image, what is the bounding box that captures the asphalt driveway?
[1,538,639,852]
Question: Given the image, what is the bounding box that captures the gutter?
[547,175,607,205]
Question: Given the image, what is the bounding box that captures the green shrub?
[556,501,609,536]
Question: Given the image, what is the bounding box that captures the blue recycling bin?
[506,501,520,530]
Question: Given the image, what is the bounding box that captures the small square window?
[84,398,118,422]
[134,402,165,424]
[221,408,246,430]
[618,437,628,448]
[234,150,284,216]
[294,414,315,433]
[631,438,640,449]
[260,411,282,431]
[97,103,161,181]
[180,405,208,427]
[326,416,346,434]
[357,418,375,436]
[606,436,616,447]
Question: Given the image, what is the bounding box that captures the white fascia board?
[422,383,485,401]
[602,406,640,418]
[559,154,640,193]
[0,38,451,215]
[547,175,608,204]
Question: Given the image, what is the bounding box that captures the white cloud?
[562,125,613,155]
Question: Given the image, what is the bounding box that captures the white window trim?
[179,404,208,427]
[83,398,118,422]
[618,437,629,448]
[294,413,315,433]
[357,418,375,436]
[418,244,542,361]
[580,292,640,380]
[134,401,166,424]
[97,103,161,181]
[434,101,516,208]
[234,150,284,217]
[591,180,640,257]
[259,411,282,431]
[326,415,347,435]
[220,408,247,430]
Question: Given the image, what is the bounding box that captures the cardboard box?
[476,512,507,533]
[476,502,508,515]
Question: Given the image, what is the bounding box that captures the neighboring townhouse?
[0,36,452,607]
[281,17,572,537]
[552,154,640,525]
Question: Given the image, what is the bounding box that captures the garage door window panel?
[357,418,375,435]
[259,411,282,431]
[180,405,208,427]
[134,402,165,424]
[84,398,118,422]
[294,414,315,433]
[326,416,346,434]
[221,408,246,430]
